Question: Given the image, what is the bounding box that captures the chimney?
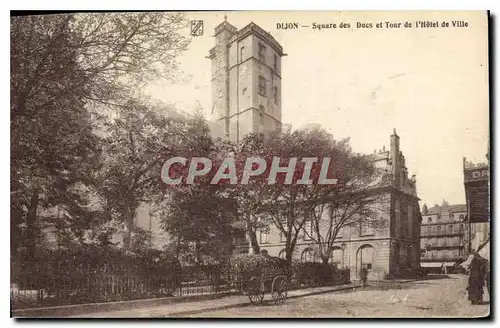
[390,128,400,186]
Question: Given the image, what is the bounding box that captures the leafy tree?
[256,125,343,267]
[11,15,101,259]
[11,12,191,258]
[97,99,188,250]
[158,113,238,264]
[302,138,391,265]
[230,133,271,254]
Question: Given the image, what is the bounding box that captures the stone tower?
[207,19,285,143]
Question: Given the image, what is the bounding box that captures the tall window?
[258,43,266,62]
[273,86,278,104]
[448,225,453,234]
[258,75,267,97]
[303,220,313,240]
[240,46,245,62]
[259,217,269,244]
[437,225,441,235]
[280,231,286,242]
[273,54,278,71]
[337,226,344,239]
[331,248,342,266]
[360,221,374,236]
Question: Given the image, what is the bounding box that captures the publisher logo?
[190,20,204,37]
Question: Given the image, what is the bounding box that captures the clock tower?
[207,18,285,143]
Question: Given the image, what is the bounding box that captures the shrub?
[290,261,350,287]
[11,246,182,297]
[229,254,288,292]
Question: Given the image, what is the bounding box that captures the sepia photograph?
[10,10,490,318]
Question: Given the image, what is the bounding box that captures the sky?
[146,11,489,207]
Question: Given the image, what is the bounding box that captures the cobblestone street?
[187,275,490,318]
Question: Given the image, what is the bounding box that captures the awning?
[420,262,443,268]
[478,240,490,261]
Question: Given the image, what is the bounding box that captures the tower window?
[274,54,278,71]
[259,105,265,126]
[258,43,266,63]
[273,86,278,104]
[240,46,245,62]
[258,75,267,97]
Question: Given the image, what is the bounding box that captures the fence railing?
[11,267,351,310]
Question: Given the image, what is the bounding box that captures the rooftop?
[423,201,466,216]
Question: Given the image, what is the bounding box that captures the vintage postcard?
[10,10,490,318]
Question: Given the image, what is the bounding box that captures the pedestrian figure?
[467,253,486,305]
[485,260,490,300]
[360,265,368,287]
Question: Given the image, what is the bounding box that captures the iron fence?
[11,270,235,310]
[11,266,351,310]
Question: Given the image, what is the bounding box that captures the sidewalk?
[71,284,357,318]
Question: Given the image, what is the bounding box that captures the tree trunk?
[195,240,201,264]
[11,205,24,259]
[25,190,39,261]
[122,208,135,250]
[322,256,329,265]
[248,229,260,254]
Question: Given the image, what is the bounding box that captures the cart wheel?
[247,277,265,305]
[271,276,288,304]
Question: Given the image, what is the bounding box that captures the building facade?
[252,130,422,281]
[206,20,421,280]
[207,19,284,143]
[420,201,468,271]
[463,154,490,261]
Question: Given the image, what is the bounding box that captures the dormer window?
[428,218,432,223]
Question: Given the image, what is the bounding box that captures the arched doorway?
[301,247,317,263]
[279,249,286,259]
[356,244,374,277]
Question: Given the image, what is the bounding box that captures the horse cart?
[242,262,289,305]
